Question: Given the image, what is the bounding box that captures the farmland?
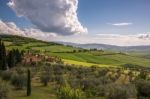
[1,35,150,68]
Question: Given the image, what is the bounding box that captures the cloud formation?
[8,0,87,35]
[108,22,133,26]
[0,20,150,46]
[138,33,150,40]
[51,34,150,46]
[0,20,56,40]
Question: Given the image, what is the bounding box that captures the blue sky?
[78,0,150,34]
[0,0,150,34]
[0,0,150,45]
[0,0,32,28]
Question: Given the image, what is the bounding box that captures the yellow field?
[62,59,117,67]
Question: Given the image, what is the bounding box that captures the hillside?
[0,34,150,67]
[61,42,150,52]
[60,42,150,59]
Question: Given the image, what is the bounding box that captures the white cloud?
[108,22,133,26]
[0,20,150,46]
[138,33,150,40]
[51,34,150,46]
[0,20,25,36]
[0,20,56,40]
[8,0,87,35]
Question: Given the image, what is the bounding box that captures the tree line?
[0,39,23,70]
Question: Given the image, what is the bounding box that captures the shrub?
[15,67,25,75]
[55,75,65,86]
[138,71,148,80]
[106,84,137,99]
[53,64,64,75]
[40,72,50,86]
[1,71,12,81]
[135,79,150,98]
[98,68,109,77]
[95,85,106,97]
[57,84,85,99]
[0,80,9,99]
[69,78,80,89]
[11,73,26,90]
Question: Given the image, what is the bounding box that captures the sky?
[0,0,150,46]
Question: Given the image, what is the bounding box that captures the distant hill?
[59,42,150,52]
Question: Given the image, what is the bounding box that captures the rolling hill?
[60,42,150,59]
[0,34,150,67]
[59,42,150,52]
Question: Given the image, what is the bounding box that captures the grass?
[10,82,57,99]
[1,34,150,68]
[52,52,150,67]
[32,45,79,52]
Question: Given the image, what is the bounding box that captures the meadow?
[1,35,150,68]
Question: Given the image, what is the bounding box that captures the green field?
[1,35,150,67]
[51,52,150,67]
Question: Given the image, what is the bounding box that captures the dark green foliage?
[135,79,150,98]
[40,71,50,86]
[55,75,66,86]
[105,84,137,99]
[1,71,12,81]
[0,39,7,70]
[27,69,31,96]
[7,49,23,68]
[7,50,15,68]
[0,39,23,70]
[11,73,26,90]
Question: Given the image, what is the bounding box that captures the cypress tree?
[2,42,7,69]
[7,50,15,68]
[27,69,31,96]
[0,39,2,69]
[0,42,7,70]
[16,49,21,63]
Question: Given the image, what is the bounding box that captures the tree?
[7,49,23,69]
[15,49,22,63]
[27,69,31,96]
[40,71,50,86]
[11,73,26,89]
[0,40,7,70]
[7,50,15,68]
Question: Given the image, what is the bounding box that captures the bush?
[53,64,64,75]
[106,84,137,99]
[1,71,12,81]
[11,73,27,90]
[135,79,150,98]
[55,75,65,86]
[15,67,26,75]
[95,85,106,97]
[137,71,148,80]
[40,72,50,86]
[98,68,109,77]
[57,84,85,99]
[0,80,9,99]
